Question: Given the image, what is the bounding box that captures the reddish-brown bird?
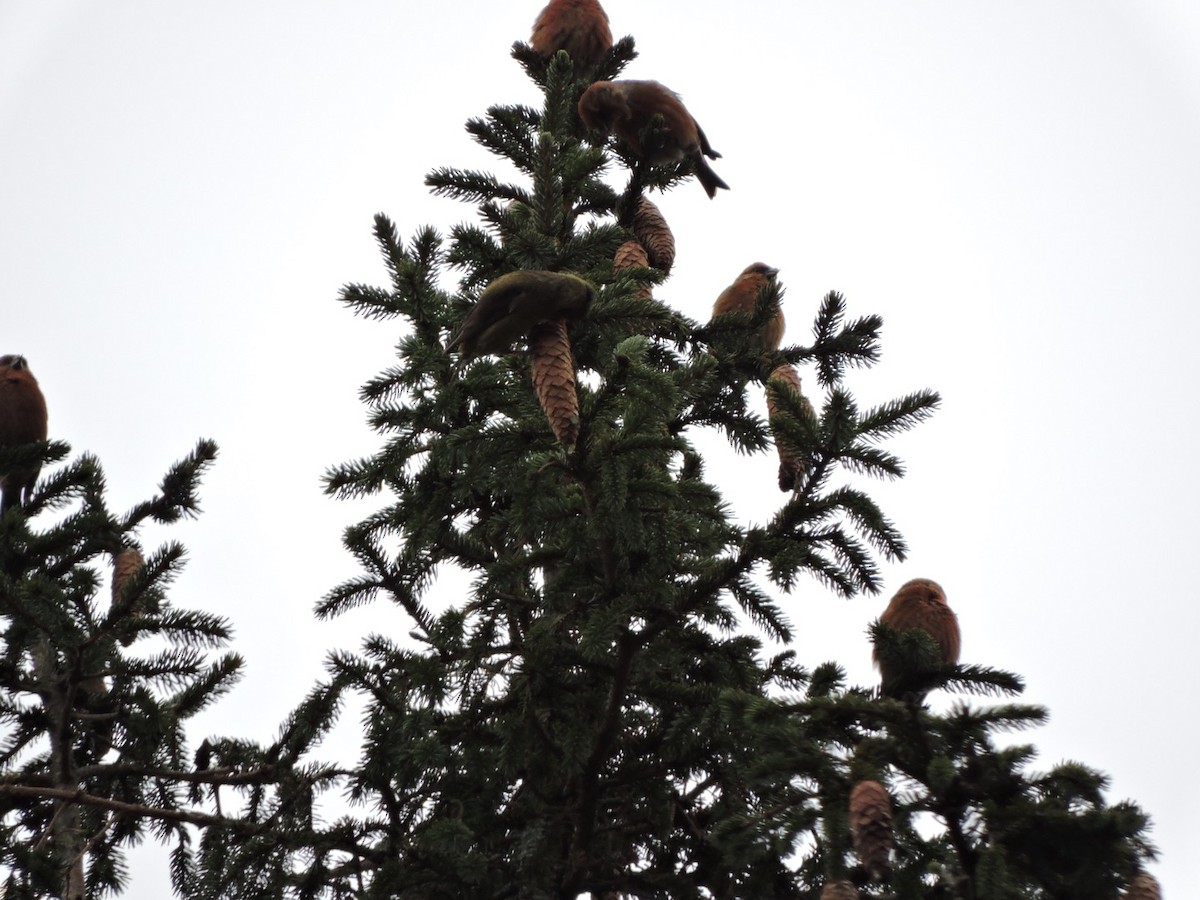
[447,270,595,371]
[577,79,729,198]
[0,354,48,514]
[873,578,961,693]
[710,263,785,351]
[530,0,613,71]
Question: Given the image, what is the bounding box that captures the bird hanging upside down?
[577,79,729,198]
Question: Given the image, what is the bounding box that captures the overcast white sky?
[2,2,1198,895]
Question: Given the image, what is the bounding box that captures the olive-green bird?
[446,270,595,372]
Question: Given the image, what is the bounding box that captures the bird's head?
[0,355,29,371]
[578,80,621,126]
[898,578,947,605]
[743,262,780,280]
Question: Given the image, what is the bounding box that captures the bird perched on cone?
[577,79,729,198]
[710,263,784,351]
[0,354,48,514]
[530,0,613,71]
[446,270,595,372]
[873,578,960,696]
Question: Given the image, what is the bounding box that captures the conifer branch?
[0,784,249,830]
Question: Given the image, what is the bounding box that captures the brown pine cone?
[1123,872,1162,900]
[112,547,145,605]
[631,196,675,273]
[613,239,653,301]
[113,546,148,645]
[530,319,580,448]
[766,363,814,492]
[849,779,894,883]
[820,879,859,900]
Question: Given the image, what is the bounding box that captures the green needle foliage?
[2,25,1159,900]
[0,441,350,899]
[0,439,274,899]
[210,35,1154,900]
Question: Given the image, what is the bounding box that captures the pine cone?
[112,547,145,604]
[1124,872,1162,900]
[766,363,813,492]
[613,240,653,300]
[849,779,894,883]
[530,319,580,448]
[820,879,859,900]
[113,546,147,645]
[631,196,675,273]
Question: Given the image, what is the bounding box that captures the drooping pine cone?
[530,319,580,448]
[849,780,894,883]
[1123,872,1162,900]
[613,240,653,300]
[112,547,145,605]
[820,879,859,900]
[766,363,814,492]
[113,546,147,645]
[631,196,675,273]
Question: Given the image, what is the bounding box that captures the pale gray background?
[2,2,1196,894]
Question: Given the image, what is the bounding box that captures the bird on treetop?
[577,79,729,198]
[530,0,613,71]
[710,262,785,352]
[0,354,49,514]
[874,577,961,697]
[446,270,595,372]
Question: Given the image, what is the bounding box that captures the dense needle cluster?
[0,1,1162,898]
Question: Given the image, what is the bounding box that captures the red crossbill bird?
[0,354,48,514]
[873,578,961,694]
[446,270,595,371]
[577,79,729,198]
[710,263,785,351]
[530,0,613,71]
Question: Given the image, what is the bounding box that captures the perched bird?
[577,79,729,197]
[710,263,785,351]
[446,270,595,371]
[530,0,613,71]
[0,354,49,514]
[873,578,961,695]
